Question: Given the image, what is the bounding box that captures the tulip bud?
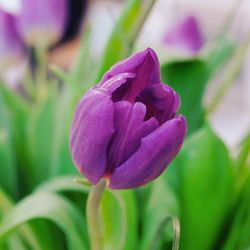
[0,10,25,69]
[163,16,204,54]
[70,48,187,189]
[17,0,67,47]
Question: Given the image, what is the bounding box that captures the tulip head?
[70,48,187,189]
[17,0,67,47]
[163,16,204,54]
[0,10,25,68]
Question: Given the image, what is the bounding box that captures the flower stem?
[34,46,48,101]
[86,179,106,250]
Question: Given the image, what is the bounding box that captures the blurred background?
[0,0,250,250]
[1,0,249,148]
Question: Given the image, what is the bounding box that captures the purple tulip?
[163,16,204,54]
[0,11,25,68]
[17,0,67,47]
[70,48,187,189]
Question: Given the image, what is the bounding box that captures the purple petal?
[106,102,159,174]
[70,89,115,184]
[137,83,180,124]
[99,72,136,93]
[99,48,162,104]
[163,16,204,53]
[109,115,187,189]
[99,48,161,88]
[17,0,67,46]
[0,11,24,64]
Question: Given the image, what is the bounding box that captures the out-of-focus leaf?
[49,90,77,177]
[222,174,250,250]
[101,189,137,250]
[36,176,89,194]
[120,190,138,250]
[205,36,235,76]
[161,59,209,134]
[0,85,30,196]
[0,193,88,250]
[0,91,17,197]
[69,28,98,92]
[234,133,250,193]
[206,33,250,114]
[140,177,179,250]
[26,87,75,187]
[235,132,250,170]
[96,0,156,80]
[231,182,250,250]
[0,189,26,250]
[0,188,44,250]
[26,95,56,188]
[172,125,234,250]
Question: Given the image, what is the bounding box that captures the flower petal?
[99,48,161,86]
[109,115,187,189]
[17,0,67,46]
[137,83,180,124]
[99,72,135,93]
[163,16,204,53]
[70,89,115,184]
[106,101,159,174]
[0,11,24,62]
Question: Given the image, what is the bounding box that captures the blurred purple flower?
[163,16,204,54]
[0,10,25,68]
[70,48,187,189]
[17,0,67,47]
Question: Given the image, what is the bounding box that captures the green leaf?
[234,133,250,193]
[120,190,138,250]
[0,193,88,250]
[26,96,56,188]
[69,28,98,91]
[161,59,209,134]
[101,189,137,250]
[140,177,179,250]
[48,90,77,177]
[96,0,156,80]
[236,133,250,170]
[0,91,17,197]
[205,36,235,76]
[172,125,234,250]
[0,188,44,250]
[222,175,250,250]
[25,88,75,187]
[35,176,89,194]
[0,189,25,250]
[0,85,30,196]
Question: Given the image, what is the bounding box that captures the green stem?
[86,179,106,250]
[34,46,48,101]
